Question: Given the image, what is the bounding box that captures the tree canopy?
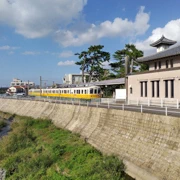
[75,45,110,82]
[110,44,148,78]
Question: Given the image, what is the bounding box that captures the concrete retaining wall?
[0,99,180,180]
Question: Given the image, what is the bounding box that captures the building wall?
[148,56,180,71]
[128,68,180,100]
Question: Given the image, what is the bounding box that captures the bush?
[0,119,6,131]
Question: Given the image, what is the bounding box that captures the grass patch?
[0,115,128,180]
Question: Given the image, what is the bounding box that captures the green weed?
[0,115,128,180]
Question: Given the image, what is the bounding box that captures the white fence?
[128,98,180,109]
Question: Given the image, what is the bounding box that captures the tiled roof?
[150,35,177,47]
[137,45,180,62]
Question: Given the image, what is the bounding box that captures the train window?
[98,88,100,93]
[81,90,83,94]
[90,88,93,94]
[84,90,86,94]
[74,90,76,94]
[64,90,66,94]
[94,89,97,94]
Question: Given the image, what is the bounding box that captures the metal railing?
[0,95,180,117]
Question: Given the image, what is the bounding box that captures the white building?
[63,74,89,85]
[10,78,35,88]
[127,36,180,104]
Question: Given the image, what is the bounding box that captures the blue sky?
[0,0,180,86]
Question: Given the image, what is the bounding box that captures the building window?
[154,62,157,70]
[165,80,168,98]
[170,59,173,68]
[145,82,147,97]
[157,81,160,97]
[140,82,143,97]
[130,87,133,94]
[159,61,161,69]
[152,81,155,97]
[171,80,174,98]
[166,60,169,68]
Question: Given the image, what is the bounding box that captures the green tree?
[110,44,147,78]
[75,45,110,82]
[75,51,89,83]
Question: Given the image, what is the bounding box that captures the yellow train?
[29,85,101,100]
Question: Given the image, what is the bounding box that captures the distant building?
[63,74,89,85]
[10,78,35,88]
[6,78,35,95]
[6,86,25,95]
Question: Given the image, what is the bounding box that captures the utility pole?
[40,76,42,96]
[39,76,48,97]
[27,80,29,96]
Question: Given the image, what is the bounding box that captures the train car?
[29,85,101,100]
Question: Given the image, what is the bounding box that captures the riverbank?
[0,99,180,180]
[0,115,131,180]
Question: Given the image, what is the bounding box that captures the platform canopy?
[90,78,125,86]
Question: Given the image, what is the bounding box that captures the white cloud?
[102,61,111,69]
[0,45,19,50]
[59,51,74,58]
[55,6,150,47]
[57,60,75,66]
[9,51,14,55]
[135,19,180,55]
[0,0,87,38]
[22,51,40,55]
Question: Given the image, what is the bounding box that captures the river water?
[0,118,12,139]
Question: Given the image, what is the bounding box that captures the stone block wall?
[0,99,180,180]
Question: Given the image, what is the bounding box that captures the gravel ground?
[0,168,6,180]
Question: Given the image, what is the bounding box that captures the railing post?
[79,100,80,106]
[161,99,163,107]
[141,105,143,113]
[177,99,179,109]
[87,101,89,107]
[165,107,168,116]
